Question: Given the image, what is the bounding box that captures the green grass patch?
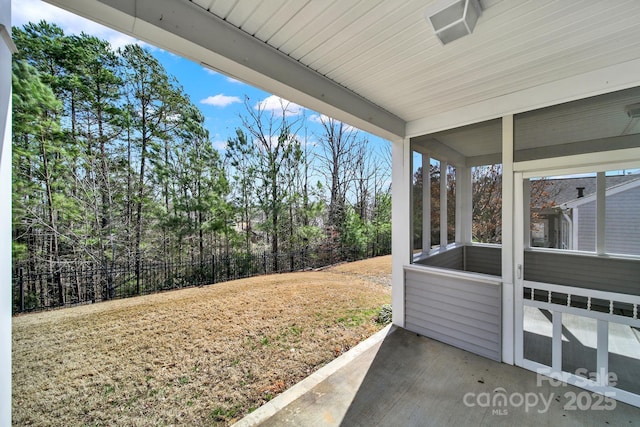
[210,405,242,422]
[336,307,378,327]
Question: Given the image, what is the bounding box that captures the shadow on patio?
[234,326,640,426]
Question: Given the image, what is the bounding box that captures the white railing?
[522,280,640,408]
[524,280,639,326]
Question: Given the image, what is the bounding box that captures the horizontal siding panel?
[605,186,640,255]
[406,272,501,302]
[405,267,501,362]
[524,251,640,295]
[406,314,499,348]
[405,281,500,309]
[416,246,464,270]
[465,246,502,276]
[523,268,637,291]
[406,286,500,316]
[406,285,500,315]
[406,316,500,361]
[405,283,500,311]
[406,300,499,333]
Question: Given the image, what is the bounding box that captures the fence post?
[212,254,216,284]
[262,251,266,275]
[19,267,24,312]
[57,270,64,306]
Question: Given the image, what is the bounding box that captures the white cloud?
[309,113,328,124]
[12,0,145,49]
[211,139,227,151]
[255,95,304,117]
[226,76,244,85]
[200,94,242,108]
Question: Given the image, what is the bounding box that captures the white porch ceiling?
[44,0,640,141]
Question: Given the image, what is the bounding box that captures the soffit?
[191,0,640,126]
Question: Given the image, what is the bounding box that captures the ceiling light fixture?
[424,0,483,45]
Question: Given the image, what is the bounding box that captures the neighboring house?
[531,175,640,255]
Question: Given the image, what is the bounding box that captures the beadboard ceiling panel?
[193,0,640,124]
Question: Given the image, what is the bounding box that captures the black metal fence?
[12,237,391,314]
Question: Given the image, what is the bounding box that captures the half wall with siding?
[404,265,502,362]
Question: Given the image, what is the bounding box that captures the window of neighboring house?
[529,173,596,251]
[472,164,502,244]
[527,169,640,256]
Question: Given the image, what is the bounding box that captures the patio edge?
[231,323,396,427]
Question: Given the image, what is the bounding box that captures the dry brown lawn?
[12,255,391,426]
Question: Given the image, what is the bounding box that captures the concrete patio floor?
[234,325,640,427]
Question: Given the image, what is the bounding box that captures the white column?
[0,0,13,424]
[458,165,472,244]
[440,160,448,248]
[513,172,525,364]
[422,153,430,252]
[502,115,515,364]
[596,172,606,255]
[392,138,411,327]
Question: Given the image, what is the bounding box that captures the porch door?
[513,172,640,408]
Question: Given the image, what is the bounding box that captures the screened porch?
[403,85,640,407]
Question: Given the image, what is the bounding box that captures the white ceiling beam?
[514,134,640,163]
[411,136,466,167]
[44,0,406,140]
[466,153,501,167]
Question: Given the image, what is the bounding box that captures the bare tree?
[316,117,367,228]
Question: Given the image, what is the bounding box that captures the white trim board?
[516,148,640,178]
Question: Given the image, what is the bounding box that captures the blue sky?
[11,0,391,158]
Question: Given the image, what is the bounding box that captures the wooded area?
[11,21,391,310]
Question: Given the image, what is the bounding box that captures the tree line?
[12,21,391,293]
